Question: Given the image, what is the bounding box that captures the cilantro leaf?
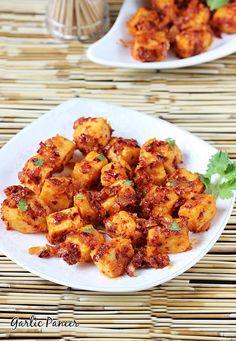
[96,154,105,161]
[17,199,28,212]
[206,0,229,10]
[83,227,94,233]
[200,151,236,200]
[124,180,133,186]
[33,158,44,167]
[169,181,177,187]
[170,221,181,232]
[218,179,236,199]
[206,151,229,177]
[75,193,84,200]
[165,138,175,150]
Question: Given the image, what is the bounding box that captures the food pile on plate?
[1,117,217,278]
[127,0,236,62]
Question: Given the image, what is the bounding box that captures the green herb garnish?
[169,181,177,187]
[165,138,175,150]
[124,180,133,186]
[33,158,44,167]
[206,0,229,10]
[96,154,105,161]
[75,193,84,200]
[17,199,28,212]
[200,151,236,199]
[170,222,181,232]
[83,227,94,233]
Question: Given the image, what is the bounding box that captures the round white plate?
[87,0,236,69]
[0,98,234,292]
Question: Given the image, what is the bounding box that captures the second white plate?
[87,0,236,69]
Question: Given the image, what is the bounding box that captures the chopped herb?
[83,227,94,233]
[165,138,175,149]
[33,158,44,167]
[17,199,28,212]
[170,221,181,231]
[206,0,229,10]
[200,151,236,199]
[169,181,177,187]
[124,180,133,186]
[75,193,84,200]
[96,154,105,161]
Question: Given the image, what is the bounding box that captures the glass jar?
[46,0,110,42]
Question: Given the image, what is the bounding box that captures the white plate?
[0,98,234,292]
[87,0,236,69]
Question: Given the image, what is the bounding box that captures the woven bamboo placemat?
[0,0,236,340]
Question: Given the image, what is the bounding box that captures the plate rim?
[0,98,235,292]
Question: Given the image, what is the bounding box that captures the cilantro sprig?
[200,151,236,200]
[17,199,28,212]
[170,222,181,232]
[165,138,175,150]
[206,0,229,10]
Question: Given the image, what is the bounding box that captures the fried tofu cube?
[74,190,104,224]
[147,218,191,254]
[62,225,105,264]
[127,7,161,35]
[104,137,140,167]
[39,177,74,212]
[174,0,210,31]
[47,206,84,244]
[174,27,213,58]
[134,160,167,193]
[211,2,236,34]
[101,180,137,215]
[179,193,216,233]
[101,161,132,187]
[73,117,112,154]
[1,185,50,234]
[72,151,108,189]
[141,185,179,219]
[91,238,134,278]
[105,211,143,246]
[166,168,205,199]
[132,32,170,62]
[140,138,182,175]
[151,0,176,27]
[19,135,75,194]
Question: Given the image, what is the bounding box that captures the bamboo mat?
[0,0,236,340]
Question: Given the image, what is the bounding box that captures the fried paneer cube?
[39,177,74,212]
[62,225,105,264]
[101,161,132,187]
[1,185,50,234]
[141,185,179,219]
[126,247,170,276]
[140,138,182,174]
[211,2,236,34]
[174,27,213,58]
[134,159,167,194]
[19,135,75,194]
[72,151,108,189]
[104,137,140,167]
[105,211,143,246]
[166,168,205,199]
[47,206,84,244]
[127,7,160,35]
[30,225,104,265]
[174,0,210,31]
[73,117,112,154]
[132,32,170,62]
[91,238,134,278]
[100,180,137,215]
[147,218,191,254]
[151,0,176,27]
[74,190,104,224]
[179,193,216,233]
